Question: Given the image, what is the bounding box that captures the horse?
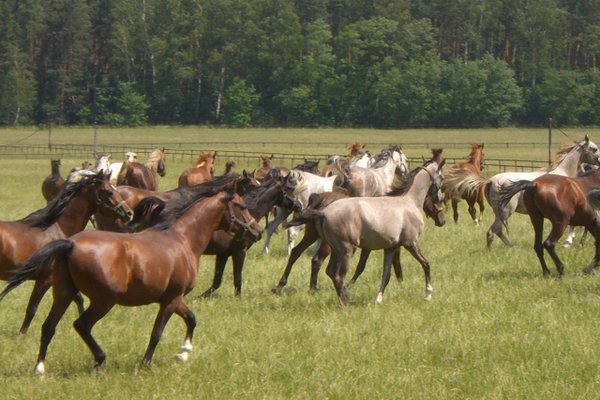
[290,154,445,306]
[107,151,138,185]
[41,159,66,203]
[0,180,263,375]
[117,148,166,190]
[442,143,485,225]
[273,181,446,295]
[177,151,217,187]
[254,154,274,183]
[261,170,337,254]
[332,145,410,197]
[0,170,133,334]
[496,168,600,276]
[456,136,600,248]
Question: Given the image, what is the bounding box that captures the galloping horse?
[178,151,217,187]
[117,148,166,190]
[497,168,600,276]
[41,159,66,203]
[457,136,600,248]
[293,154,445,305]
[0,171,133,334]
[443,143,485,224]
[0,181,262,374]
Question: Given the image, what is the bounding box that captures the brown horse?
[497,168,600,276]
[0,171,133,334]
[41,159,66,203]
[178,151,217,187]
[0,181,262,374]
[443,143,485,225]
[254,154,274,183]
[117,148,166,190]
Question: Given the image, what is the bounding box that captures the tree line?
[1,0,599,128]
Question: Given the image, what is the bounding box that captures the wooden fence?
[0,143,548,173]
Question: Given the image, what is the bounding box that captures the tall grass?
[0,128,599,399]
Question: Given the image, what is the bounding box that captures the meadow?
[0,127,600,399]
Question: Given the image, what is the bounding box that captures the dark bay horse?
[41,159,66,203]
[497,168,600,276]
[443,143,485,224]
[117,148,166,190]
[0,182,262,375]
[178,151,217,187]
[0,171,133,334]
[130,173,277,297]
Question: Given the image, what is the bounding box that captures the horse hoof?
[175,352,189,362]
[424,293,432,301]
[34,362,45,376]
[272,286,283,295]
[375,293,383,304]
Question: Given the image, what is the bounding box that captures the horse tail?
[0,239,74,301]
[283,209,324,228]
[495,180,535,222]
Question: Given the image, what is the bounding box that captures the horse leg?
[287,225,302,255]
[563,226,577,248]
[19,279,51,335]
[325,247,352,306]
[34,276,78,375]
[452,198,459,223]
[309,240,331,292]
[141,298,178,368]
[477,192,485,225]
[347,249,371,286]
[231,250,247,296]
[392,248,402,282]
[262,206,290,254]
[273,225,319,294]
[201,254,229,298]
[73,301,114,369]
[403,242,433,301]
[173,300,197,363]
[529,211,552,276]
[376,249,396,304]
[582,229,600,274]
[487,215,513,249]
[467,198,478,225]
[543,222,569,277]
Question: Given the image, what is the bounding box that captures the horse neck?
[406,167,434,208]
[551,146,583,176]
[246,185,282,220]
[55,190,97,236]
[172,194,228,257]
[51,163,61,176]
[470,150,483,169]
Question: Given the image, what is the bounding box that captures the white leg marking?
[175,339,193,363]
[375,292,384,305]
[34,362,45,375]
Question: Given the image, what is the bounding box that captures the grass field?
[1,127,600,399]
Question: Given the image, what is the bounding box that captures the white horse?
[458,136,600,248]
[261,170,337,255]
[293,156,445,306]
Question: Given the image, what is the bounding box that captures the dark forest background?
[1,0,599,128]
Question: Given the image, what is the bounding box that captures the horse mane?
[151,175,240,230]
[146,148,165,167]
[386,157,438,197]
[242,172,282,210]
[20,174,95,228]
[543,140,581,171]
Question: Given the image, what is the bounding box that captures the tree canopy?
[0,0,598,128]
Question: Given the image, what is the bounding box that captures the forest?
[1,0,599,128]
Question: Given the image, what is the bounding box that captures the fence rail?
[0,143,549,173]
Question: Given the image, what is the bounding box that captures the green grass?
[0,128,600,399]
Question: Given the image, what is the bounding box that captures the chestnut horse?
[0,181,262,374]
[443,143,485,225]
[117,148,166,190]
[497,168,600,276]
[0,171,133,334]
[41,159,66,203]
[178,151,217,187]
[254,154,274,183]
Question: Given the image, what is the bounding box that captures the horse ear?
[585,134,590,143]
[438,159,446,171]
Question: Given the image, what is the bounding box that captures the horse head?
[579,135,600,166]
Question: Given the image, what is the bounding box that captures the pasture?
[1,127,600,399]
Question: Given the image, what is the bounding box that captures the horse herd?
[1,137,600,375]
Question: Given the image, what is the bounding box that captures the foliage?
[78,82,149,127]
[1,0,600,127]
[222,78,261,127]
